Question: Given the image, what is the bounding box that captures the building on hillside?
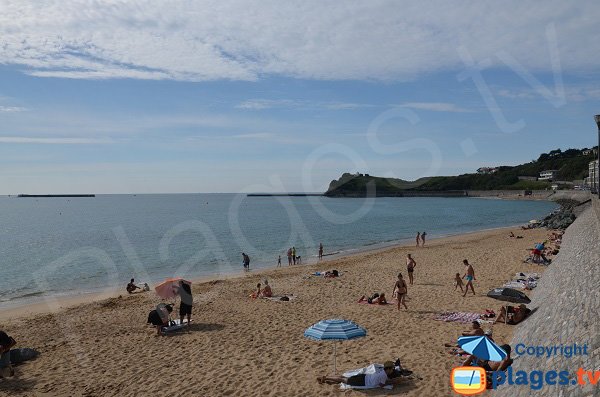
[582,149,592,156]
[518,176,537,181]
[538,170,558,181]
[477,167,498,174]
[589,160,599,193]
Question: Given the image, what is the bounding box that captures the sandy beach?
[0,226,553,397]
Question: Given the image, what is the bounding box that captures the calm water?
[0,194,556,307]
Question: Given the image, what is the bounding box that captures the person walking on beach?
[292,246,296,265]
[287,248,292,266]
[242,253,250,271]
[406,254,416,285]
[462,259,476,297]
[393,273,408,310]
[318,243,324,260]
[421,231,427,246]
[454,272,464,292]
[415,232,421,247]
[178,281,193,325]
[277,255,281,267]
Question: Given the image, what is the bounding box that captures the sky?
[1,1,600,194]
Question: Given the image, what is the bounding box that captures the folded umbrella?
[486,287,531,304]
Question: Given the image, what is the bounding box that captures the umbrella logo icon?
[451,367,486,395]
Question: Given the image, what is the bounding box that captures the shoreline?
[0,223,524,321]
[1,221,554,396]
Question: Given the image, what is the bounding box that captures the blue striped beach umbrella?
[304,319,367,373]
[457,335,507,362]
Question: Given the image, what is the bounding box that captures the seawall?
[495,200,600,396]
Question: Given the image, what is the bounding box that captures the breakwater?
[494,201,599,397]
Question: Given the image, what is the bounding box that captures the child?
[250,283,262,299]
[454,272,464,292]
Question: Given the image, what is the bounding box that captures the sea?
[0,194,556,308]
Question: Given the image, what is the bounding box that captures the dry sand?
[0,226,554,396]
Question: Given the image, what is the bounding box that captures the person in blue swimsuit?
[462,259,476,297]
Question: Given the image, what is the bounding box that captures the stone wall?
[494,207,600,396]
[593,196,600,223]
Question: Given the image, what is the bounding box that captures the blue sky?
[1,1,599,194]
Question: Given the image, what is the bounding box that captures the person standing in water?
[421,231,427,246]
[406,254,416,285]
[415,232,421,247]
[292,246,296,265]
[462,259,476,297]
[318,243,324,260]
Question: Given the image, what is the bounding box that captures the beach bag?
[10,348,39,364]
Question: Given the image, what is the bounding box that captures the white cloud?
[498,86,600,102]
[0,136,113,144]
[236,99,297,110]
[231,132,274,139]
[0,1,599,82]
[399,102,472,113]
[237,99,373,110]
[0,106,27,112]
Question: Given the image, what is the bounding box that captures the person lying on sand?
[358,292,387,305]
[494,304,531,324]
[324,270,339,278]
[444,322,486,349]
[462,320,484,336]
[317,361,404,388]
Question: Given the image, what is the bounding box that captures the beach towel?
[161,318,190,333]
[515,272,541,280]
[339,364,393,390]
[434,312,482,323]
[263,295,296,302]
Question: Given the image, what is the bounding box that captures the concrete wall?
[467,190,553,199]
[494,206,600,397]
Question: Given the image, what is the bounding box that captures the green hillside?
[325,147,596,196]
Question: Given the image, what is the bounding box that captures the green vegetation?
[325,147,596,196]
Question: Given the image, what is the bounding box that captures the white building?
[539,170,558,181]
[590,160,599,193]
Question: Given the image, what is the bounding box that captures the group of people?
[126,278,150,294]
[285,247,300,265]
[250,279,273,299]
[279,243,324,266]
[415,231,427,247]
[146,280,193,336]
[446,321,514,389]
